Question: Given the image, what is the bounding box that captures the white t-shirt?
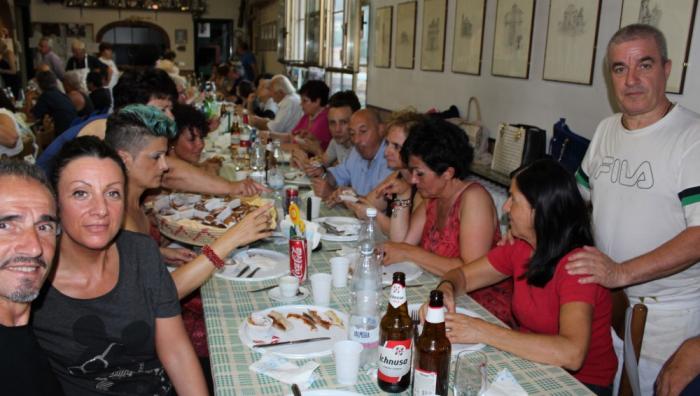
[267,93,303,133]
[325,139,352,165]
[578,105,700,301]
[99,57,120,90]
[0,108,24,157]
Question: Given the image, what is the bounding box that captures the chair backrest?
[611,290,648,396]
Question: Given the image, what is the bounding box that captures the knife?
[251,284,277,293]
[246,267,261,278]
[253,336,331,348]
[236,265,250,277]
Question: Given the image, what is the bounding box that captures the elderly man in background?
[0,160,64,395]
[246,74,277,119]
[34,37,64,81]
[65,40,109,90]
[250,74,302,134]
[568,24,700,396]
[312,108,392,201]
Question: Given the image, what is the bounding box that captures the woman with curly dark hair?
[168,103,221,175]
[383,117,513,325]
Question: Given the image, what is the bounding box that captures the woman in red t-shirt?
[435,158,617,395]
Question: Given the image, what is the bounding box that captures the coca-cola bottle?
[378,272,413,392]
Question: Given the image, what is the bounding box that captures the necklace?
[622,101,674,130]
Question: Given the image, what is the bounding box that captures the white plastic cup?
[278,275,299,298]
[334,340,363,385]
[329,257,350,288]
[309,273,332,306]
[310,195,322,219]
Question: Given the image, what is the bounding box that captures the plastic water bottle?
[357,207,385,267]
[349,241,382,369]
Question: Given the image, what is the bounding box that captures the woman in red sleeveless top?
[383,118,513,325]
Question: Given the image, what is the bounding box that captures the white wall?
[367,0,700,139]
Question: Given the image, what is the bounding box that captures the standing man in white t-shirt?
[568,24,700,396]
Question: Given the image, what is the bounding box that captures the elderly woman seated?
[383,118,513,325]
[434,159,616,396]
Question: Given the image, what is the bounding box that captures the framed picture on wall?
[620,0,698,93]
[395,1,417,69]
[451,0,486,75]
[491,0,535,79]
[374,6,393,68]
[543,0,601,85]
[175,29,187,45]
[421,0,447,71]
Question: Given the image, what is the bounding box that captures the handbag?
[446,97,488,155]
[491,123,546,175]
[550,118,590,173]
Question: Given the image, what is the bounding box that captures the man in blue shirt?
[312,108,392,200]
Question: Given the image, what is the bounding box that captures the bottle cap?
[366,207,377,217]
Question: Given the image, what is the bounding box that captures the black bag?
[491,123,547,175]
[549,118,590,173]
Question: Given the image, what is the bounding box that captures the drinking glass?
[453,351,488,396]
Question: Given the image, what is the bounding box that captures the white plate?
[238,305,348,359]
[215,249,289,282]
[284,173,311,186]
[408,303,486,355]
[316,217,362,242]
[382,261,423,285]
[269,286,310,303]
[284,391,363,396]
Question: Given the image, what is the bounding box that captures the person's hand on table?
[381,241,412,265]
[345,198,371,220]
[222,203,275,246]
[291,148,309,169]
[160,247,198,266]
[565,246,626,288]
[377,175,412,199]
[229,179,270,197]
[325,187,354,207]
[445,313,488,344]
[656,337,700,396]
[418,280,457,325]
[296,132,323,157]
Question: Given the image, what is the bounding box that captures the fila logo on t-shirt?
[592,156,654,189]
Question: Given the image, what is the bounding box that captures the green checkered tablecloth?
[201,206,594,396]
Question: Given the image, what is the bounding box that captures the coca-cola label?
[378,338,412,383]
[289,238,307,281]
[349,325,379,348]
[389,283,406,309]
[425,306,445,324]
[412,367,438,395]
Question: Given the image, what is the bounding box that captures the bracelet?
[202,245,225,269]
[392,198,412,209]
[436,279,456,292]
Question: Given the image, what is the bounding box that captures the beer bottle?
[378,272,413,392]
[413,290,451,396]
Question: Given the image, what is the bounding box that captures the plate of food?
[408,303,486,354]
[382,261,423,285]
[284,170,311,186]
[239,305,348,359]
[148,194,275,246]
[215,249,289,282]
[316,217,362,242]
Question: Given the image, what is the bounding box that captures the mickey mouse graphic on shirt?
[67,315,172,394]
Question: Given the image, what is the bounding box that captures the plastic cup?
[309,273,332,306]
[334,340,363,385]
[310,195,322,219]
[278,275,299,298]
[329,257,350,288]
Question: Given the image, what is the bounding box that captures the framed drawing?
[395,1,417,69]
[491,0,536,79]
[620,0,698,93]
[175,29,187,45]
[421,0,447,71]
[452,0,486,75]
[374,6,393,68]
[543,0,601,84]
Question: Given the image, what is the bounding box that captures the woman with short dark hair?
[384,117,513,325]
[435,158,617,395]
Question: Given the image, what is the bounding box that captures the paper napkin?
[482,368,527,396]
[249,354,319,390]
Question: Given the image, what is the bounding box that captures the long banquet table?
[200,202,595,395]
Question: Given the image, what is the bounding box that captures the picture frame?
[373,6,393,68]
[395,1,417,69]
[451,0,486,75]
[491,0,536,79]
[421,0,447,71]
[543,0,601,85]
[620,0,698,94]
[175,29,187,45]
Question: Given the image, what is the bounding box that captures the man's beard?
[0,256,47,303]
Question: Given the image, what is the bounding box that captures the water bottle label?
[378,338,412,383]
[349,325,379,349]
[413,368,438,396]
[389,283,406,308]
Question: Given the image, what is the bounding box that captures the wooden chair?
[611,290,648,396]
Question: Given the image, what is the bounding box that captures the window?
[285,0,306,62]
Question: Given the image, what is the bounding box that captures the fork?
[411,309,421,339]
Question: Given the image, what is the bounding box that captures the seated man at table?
[293,90,360,176]
[21,70,77,136]
[249,74,302,134]
[312,108,393,202]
